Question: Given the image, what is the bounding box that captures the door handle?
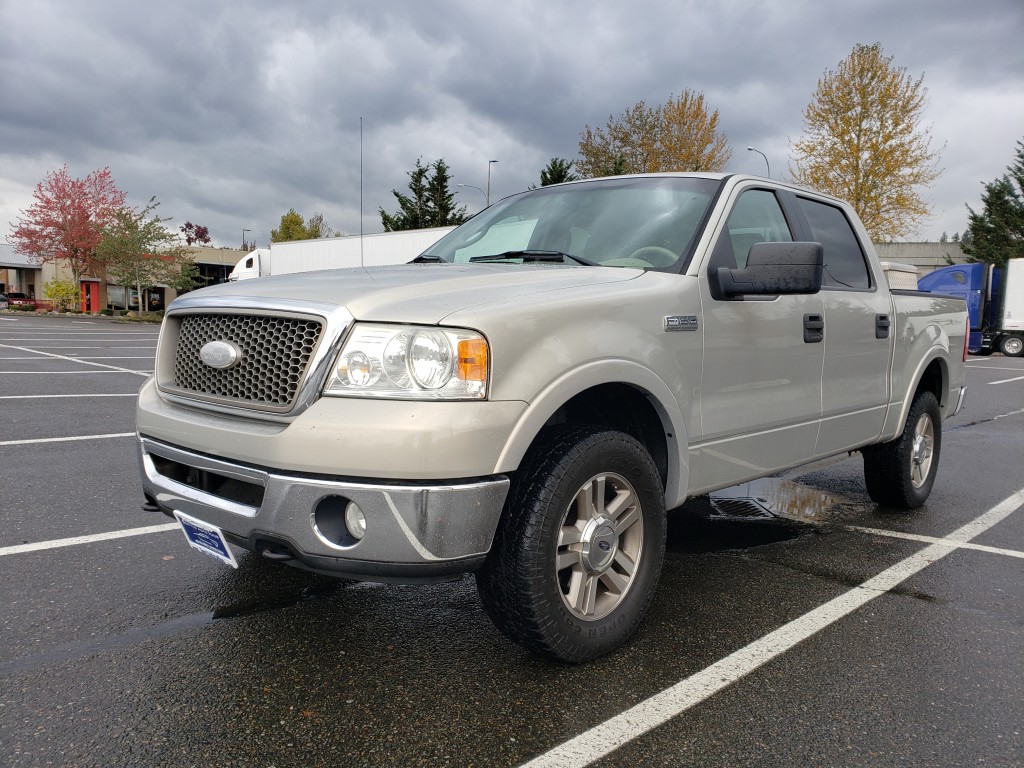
[876,314,891,339]
[803,313,824,343]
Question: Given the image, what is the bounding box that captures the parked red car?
[1,292,36,309]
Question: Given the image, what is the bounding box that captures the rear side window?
[797,198,871,289]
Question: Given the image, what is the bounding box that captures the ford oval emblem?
[199,340,241,369]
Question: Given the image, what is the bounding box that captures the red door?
[80,282,99,313]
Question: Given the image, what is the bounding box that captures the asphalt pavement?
[1,313,1021,768]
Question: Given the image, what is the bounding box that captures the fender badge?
[665,315,699,332]
[199,340,241,369]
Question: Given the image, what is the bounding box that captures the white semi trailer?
[228,226,456,280]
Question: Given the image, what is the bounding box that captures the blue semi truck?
[918,258,1024,357]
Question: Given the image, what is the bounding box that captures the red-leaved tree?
[8,166,127,283]
[180,221,211,246]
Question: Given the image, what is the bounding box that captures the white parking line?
[846,525,1024,559]
[0,432,135,446]
[2,370,152,374]
[0,523,180,557]
[0,356,152,360]
[519,488,1024,768]
[0,343,150,376]
[991,375,1024,385]
[0,394,137,399]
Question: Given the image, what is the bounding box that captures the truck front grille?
[165,312,325,412]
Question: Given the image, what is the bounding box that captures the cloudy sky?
[2,0,1022,250]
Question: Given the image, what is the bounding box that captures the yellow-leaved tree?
[790,43,943,242]
[577,89,732,178]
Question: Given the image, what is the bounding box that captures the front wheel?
[476,426,666,662]
[862,390,941,509]
[1000,334,1024,357]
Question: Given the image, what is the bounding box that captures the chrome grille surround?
[156,296,353,419]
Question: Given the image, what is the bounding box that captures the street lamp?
[746,147,770,178]
[242,228,251,250]
[457,183,487,206]
[486,160,499,206]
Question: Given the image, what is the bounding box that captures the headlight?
[323,323,489,400]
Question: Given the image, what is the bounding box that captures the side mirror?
[714,241,823,298]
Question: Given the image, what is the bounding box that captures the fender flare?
[881,345,950,442]
[493,359,691,509]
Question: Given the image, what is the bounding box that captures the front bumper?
[139,436,509,582]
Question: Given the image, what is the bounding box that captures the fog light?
[312,496,365,548]
[345,502,366,540]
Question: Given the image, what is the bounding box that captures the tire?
[862,390,941,509]
[999,335,1024,357]
[476,426,666,662]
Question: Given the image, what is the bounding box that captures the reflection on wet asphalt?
[668,478,843,554]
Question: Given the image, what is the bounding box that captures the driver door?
[692,187,825,492]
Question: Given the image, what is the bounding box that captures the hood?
[178,263,642,324]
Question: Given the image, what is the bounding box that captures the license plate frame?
[174,510,238,569]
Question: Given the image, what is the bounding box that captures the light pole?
[242,229,251,250]
[486,160,499,206]
[746,147,770,178]
[457,183,487,206]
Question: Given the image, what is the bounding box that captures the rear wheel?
[476,426,666,662]
[1000,335,1024,357]
[863,390,941,509]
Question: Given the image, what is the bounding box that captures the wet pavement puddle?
[668,478,842,554]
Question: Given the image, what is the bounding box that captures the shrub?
[42,278,80,312]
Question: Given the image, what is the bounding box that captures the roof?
[0,243,37,269]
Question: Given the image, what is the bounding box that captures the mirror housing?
[714,241,823,298]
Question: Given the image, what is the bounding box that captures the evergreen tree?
[961,139,1024,268]
[380,158,468,230]
[539,158,580,187]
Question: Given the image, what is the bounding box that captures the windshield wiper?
[469,250,599,266]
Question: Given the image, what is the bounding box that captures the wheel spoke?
[581,574,598,615]
[576,477,603,522]
[600,567,629,595]
[566,570,598,616]
[612,548,637,576]
[556,548,580,572]
[605,487,637,521]
[558,525,583,548]
[613,504,641,535]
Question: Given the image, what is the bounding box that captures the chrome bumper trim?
[138,436,509,569]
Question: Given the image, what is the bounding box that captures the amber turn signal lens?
[457,339,488,381]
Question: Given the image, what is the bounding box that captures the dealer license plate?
[174,511,238,569]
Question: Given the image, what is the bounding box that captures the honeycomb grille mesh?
[173,313,324,409]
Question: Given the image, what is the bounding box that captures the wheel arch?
[493,360,690,509]
[883,354,949,441]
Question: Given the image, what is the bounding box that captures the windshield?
[424,176,721,271]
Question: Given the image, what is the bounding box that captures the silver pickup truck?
[137,173,967,661]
